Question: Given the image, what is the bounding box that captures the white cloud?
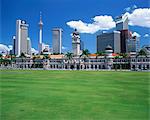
[66,15,115,34]
[132,32,141,37]
[128,8,150,28]
[144,34,149,37]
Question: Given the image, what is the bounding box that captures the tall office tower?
[52,28,63,54]
[115,13,129,31]
[97,31,121,53]
[80,40,84,51]
[120,30,129,53]
[15,20,29,56]
[38,12,43,54]
[72,29,81,56]
[27,37,31,55]
[115,13,129,53]
[126,32,140,53]
[12,36,16,55]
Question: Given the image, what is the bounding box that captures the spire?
[40,11,42,21]
[39,11,43,28]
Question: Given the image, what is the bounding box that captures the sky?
[1,0,150,53]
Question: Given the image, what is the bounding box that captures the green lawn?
[0,70,149,120]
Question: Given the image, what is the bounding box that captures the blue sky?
[1,0,150,53]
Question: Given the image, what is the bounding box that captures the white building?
[27,37,31,55]
[15,20,29,56]
[72,29,81,56]
[52,28,63,54]
[115,13,129,31]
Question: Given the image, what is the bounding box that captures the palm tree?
[20,52,26,69]
[82,49,90,61]
[119,53,128,58]
[65,52,73,69]
[81,49,90,69]
[65,52,73,60]
[82,49,90,57]
[95,51,105,58]
[20,52,26,58]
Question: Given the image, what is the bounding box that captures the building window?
[91,65,93,69]
[139,65,141,69]
[95,65,97,69]
[99,65,101,69]
[147,65,149,69]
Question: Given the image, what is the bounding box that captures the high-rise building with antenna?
[38,12,43,54]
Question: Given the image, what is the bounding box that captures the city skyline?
[1,0,150,53]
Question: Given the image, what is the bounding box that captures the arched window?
[99,65,101,69]
[102,65,105,69]
[139,65,141,69]
[91,65,93,69]
[95,65,97,69]
[147,65,149,69]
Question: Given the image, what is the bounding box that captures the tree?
[81,49,90,69]
[82,49,90,57]
[65,52,73,69]
[65,52,73,60]
[20,52,26,69]
[95,51,105,58]
[81,49,90,61]
[20,52,26,58]
[119,53,128,58]
[138,49,147,57]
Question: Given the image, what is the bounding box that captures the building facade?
[27,37,31,55]
[72,29,81,56]
[115,13,129,53]
[80,40,84,51]
[97,31,121,53]
[12,36,16,55]
[126,35,140,53]
[115,13,129,31]
[52,28,63,54]
[15,20,29,56]
[6,55,149,71]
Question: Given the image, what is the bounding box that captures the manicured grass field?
[0,70,149,120]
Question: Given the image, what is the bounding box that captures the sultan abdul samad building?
[0,13,150,71]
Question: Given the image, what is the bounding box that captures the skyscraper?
[38,12,43,54]
[97,31,121,53]
[115,13,129,53]
[52,28,63,54]
[126,32,140,53]
[80,40,84,51]
[15,20,29,56]
[27,37,31,55]
[115,13,129,31]
[72,29,81,56]
[12,36,16,55]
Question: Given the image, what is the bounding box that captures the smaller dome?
[105,45,112,50]
[0,44,9,54]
